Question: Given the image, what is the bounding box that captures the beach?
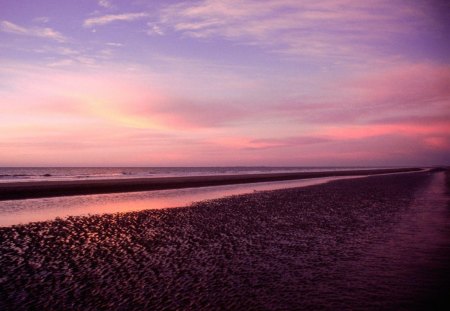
[0,167,422,200]
[1,169,449,310]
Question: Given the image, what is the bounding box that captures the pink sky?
[0,0,449,166]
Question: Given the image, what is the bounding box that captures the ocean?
[0,166,389,183]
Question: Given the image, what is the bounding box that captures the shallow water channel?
[0,175,367,226]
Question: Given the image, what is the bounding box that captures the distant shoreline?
[0,168,423,201]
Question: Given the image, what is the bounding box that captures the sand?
[0,167,422,200]
[1,170,449,310]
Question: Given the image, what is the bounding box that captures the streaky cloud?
[0,20,66,42]
[98,0,112,9]
[84,13,148,27]
[159,0,436,61]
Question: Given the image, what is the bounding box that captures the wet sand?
[0,168,422,200]
[1,170,449,310]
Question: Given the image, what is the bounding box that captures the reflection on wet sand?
[0,176,364,226]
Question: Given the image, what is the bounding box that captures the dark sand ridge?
[0,170,448,310]
[0,167,422,200]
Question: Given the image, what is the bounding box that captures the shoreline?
[1,170,448,309]
[0,167,422,200]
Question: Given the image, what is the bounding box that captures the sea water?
[0,166,391,183]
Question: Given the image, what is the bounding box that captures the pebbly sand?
[0,170,449,310]
[0,168,422,200]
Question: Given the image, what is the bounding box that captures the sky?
[0,0,449,167]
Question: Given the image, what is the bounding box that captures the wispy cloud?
[147,23,164,36]
[106,42,123,47]
[276,62,450,125]
[98,0,112,9]
[0,20,66,42]
[33,16,50,24]
[158,0,433,60]
[84,13,148,27]
[246,136,331,150]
